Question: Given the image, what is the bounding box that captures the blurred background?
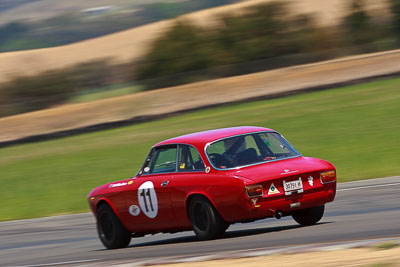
[0,0,399,223]
[1,1,400,266]
[0,0,398,116]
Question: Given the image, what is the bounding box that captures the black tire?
[292,205,325,226]
[189,196,229,240]
[96,204,131,249]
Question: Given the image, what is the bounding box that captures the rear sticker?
[308,176,314,187]
[138,181,158,218]
[109,182,127,188]
[129,205,140,216]
[268,183,280,195]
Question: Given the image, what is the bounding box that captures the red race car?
[88,126,336,249]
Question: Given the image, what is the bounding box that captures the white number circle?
[138,181,158,218]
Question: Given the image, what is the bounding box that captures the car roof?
[155,126,274,147]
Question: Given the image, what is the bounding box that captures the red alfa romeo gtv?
[88,126,336,249]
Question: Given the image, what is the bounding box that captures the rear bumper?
[224,183,336,223]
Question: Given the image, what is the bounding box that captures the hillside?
[0,0,160,24]
[0,0,388,83]
[1,49,399,144]
[1,20,172,82]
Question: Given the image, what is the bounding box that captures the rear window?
[206,132,300,169]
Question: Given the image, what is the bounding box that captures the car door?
[123,145,177,232]
[168,144,206,228]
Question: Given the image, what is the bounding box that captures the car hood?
[234,156,335,183]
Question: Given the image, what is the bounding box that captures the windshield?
[206,132,300,169]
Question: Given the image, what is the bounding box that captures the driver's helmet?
[224,136,246,155]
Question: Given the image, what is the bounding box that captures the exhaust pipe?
[274,210,283,219]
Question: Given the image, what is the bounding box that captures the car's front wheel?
[97,204,131,249]
[189,196,229,240]
[292,205,325,226]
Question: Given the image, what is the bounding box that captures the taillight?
[246,185,263,198]
[320,170,336,184]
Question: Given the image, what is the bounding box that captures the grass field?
[0,0,388,83]
[0,77,399,221]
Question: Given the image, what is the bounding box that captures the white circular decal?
[129,205,141,216]
[138,181,158,218]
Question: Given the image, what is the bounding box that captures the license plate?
[283,178,303,195]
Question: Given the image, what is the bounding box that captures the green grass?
[375,242,399,250]
[69,85,142,103]
[1,77,400,221]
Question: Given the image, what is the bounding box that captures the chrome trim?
[204,131,302,171]
[175,144,180,173]
[290,202,301,209]
[320,179,336,184]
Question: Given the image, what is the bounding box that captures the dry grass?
[0,20,172,82]
[0,0,388,83]
[149,246,400,267]
[180,0,388,27]
[1,49,400,143]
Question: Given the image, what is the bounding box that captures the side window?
[144,146,177,174]
[178,145,205,172]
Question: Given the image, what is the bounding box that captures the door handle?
[161,181,169,187]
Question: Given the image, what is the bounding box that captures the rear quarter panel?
[168,171,250,225]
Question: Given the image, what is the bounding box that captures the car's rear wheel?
[97,204,131,249]
[292,205,325,226]
[189,196,229,240]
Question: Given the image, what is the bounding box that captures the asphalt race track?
[1,177,399,267]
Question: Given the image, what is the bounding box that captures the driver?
[223,136,246,167]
